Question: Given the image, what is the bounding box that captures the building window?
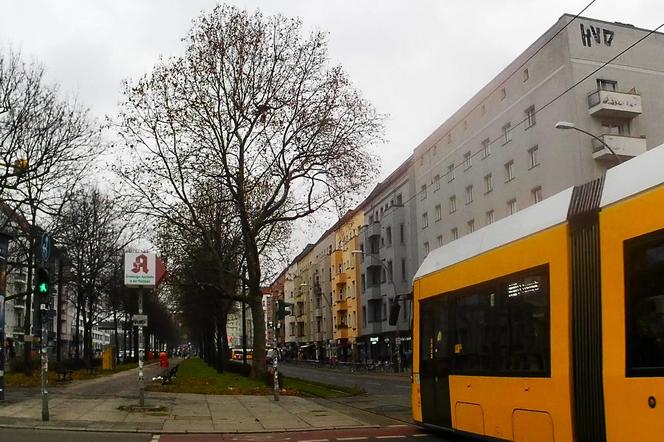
[422,212,428,229]
[401,259,406,281]
[481,138,490,159]
[597,78,617,91]
[435,204,442,221]
[505,160,515,182]
[424,242,430,255]
[486,210,494,225]
[437,235,443,247]
[484,173,493,194]
[500,87,507,100]
[434,174,440,191]
[447,133,452,144]
[451,227,459,240]
[525,106,536,128]
[399,223,405,244]
[507,198,517,215]
[481,103,486,115]
[447,164,455,182]
[465,185,474,205]
[433,145,438,156]
[532,186,543,203]
[528,145,539,169]
[523,68,529,82]
[464,151,472,170]
[396,193,403,205]
[467,219,475,233]
[502,123,512,144]
[601,120,626,135]
[362,306,367,327]
[449,195,457,214]
[420,184,427,200]
[386,226,392,246]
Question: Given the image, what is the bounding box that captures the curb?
[0,421,379,434]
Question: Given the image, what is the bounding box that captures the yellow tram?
[411,144,664,441]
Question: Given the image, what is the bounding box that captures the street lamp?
[351,250,403,373]
[554,121,623,164]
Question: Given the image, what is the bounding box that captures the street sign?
[41,233,51,263]
[124,253,156,287]
[124,253,168,288]
[132,314,148,327]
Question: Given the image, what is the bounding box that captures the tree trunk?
[112,308,119,367]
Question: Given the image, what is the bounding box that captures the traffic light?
[35,267,50,300]
[388,299,401,326]
[276,301,293,320]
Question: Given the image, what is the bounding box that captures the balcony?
[591,134,647,161]
[333,272,347,286]
[366,222,381,238]
[588,89,642,119]
[336,325,350,339]
[11,325,25,335]
[335,298,348,311]
[364,286,382,299]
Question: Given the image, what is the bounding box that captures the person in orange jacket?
[159,351,169,368]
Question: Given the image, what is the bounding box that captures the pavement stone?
[0,390,373,433]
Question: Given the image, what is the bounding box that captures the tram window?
[625,228,664,376]
[451,265,550,376]
[454,291,492,370]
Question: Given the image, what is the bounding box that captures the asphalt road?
[279,363,413,424]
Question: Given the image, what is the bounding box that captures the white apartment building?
[414,15,664,264]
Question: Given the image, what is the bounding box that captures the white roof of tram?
[414,143,664,282]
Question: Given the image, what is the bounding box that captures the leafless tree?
[1,49,100,369]
[56,188,136,365]
[116,5,384,375]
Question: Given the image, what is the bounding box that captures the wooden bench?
[56,368,74,381]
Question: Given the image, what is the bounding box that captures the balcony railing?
[587,88,642,119]
[591,134,647,161]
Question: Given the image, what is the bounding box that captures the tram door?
[420,296,452,428]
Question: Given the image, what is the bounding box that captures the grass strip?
[281,376,365,398]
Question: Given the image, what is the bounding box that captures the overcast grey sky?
[1,0,660,255]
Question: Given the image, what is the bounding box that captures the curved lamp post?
[555,121,623,164]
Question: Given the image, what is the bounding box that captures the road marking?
[387,424,409,427]
[337,438,368,441]
[413,434,429,437]
[376,437,406,439]
[299,439,329,442]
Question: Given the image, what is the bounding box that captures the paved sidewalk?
[0,392,371,433]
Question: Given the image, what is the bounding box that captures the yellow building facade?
[331,210,364,362]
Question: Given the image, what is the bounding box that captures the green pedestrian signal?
[35,267,50,300]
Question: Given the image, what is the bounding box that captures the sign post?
[124,253,166,408]
[40,233,51,421]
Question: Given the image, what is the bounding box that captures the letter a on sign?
[124,252,156,287]
[132,254,149,274]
